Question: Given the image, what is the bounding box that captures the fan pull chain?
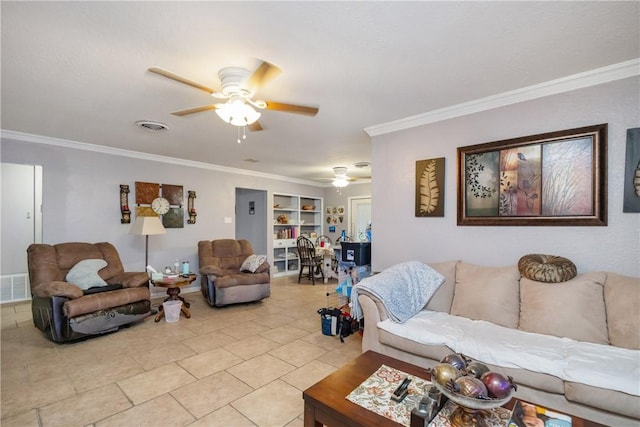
[236,126,248,144]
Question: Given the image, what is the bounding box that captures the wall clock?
[151,197,170,215]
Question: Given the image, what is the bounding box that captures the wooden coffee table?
[302,350,606,427]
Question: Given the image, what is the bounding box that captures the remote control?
[390,377,411,402]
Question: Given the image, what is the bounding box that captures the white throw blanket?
[350,261,445,323]
[378,310,640,396]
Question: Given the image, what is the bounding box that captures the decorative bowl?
[432,380,512,427]
[432,379,512,410]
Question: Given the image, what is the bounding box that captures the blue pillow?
[66,259,108,290]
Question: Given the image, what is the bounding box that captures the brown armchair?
[198,239,270,307]
[27,242,151,343]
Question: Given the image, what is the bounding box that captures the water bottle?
[341,230,347,241]
[182,262,189,274]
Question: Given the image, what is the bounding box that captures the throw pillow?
[518,272,609,345]
[65,259,108,290]
[604,272,640,350]
[425,261,459,313]
[240,254,267,273]
[450,262,520,328]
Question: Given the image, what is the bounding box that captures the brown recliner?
[27,242,151,343]
[198,239,270,307]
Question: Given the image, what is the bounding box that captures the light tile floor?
[1,276,361,427]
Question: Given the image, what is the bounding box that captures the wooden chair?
[296,236,324,285]
[316,235,338,274]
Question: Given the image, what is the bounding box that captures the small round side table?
[151,274,197,322]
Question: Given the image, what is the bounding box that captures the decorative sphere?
[441,353,468,370]
[430,363,461,386]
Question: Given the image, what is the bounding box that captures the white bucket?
[163,300,182,323]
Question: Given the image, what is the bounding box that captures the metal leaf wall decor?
[415,157,445,217]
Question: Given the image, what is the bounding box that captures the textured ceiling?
[1,1,638,184]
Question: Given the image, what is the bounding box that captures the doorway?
[348,196,371,241]
[235,188,268,254]
[1,163,43,303]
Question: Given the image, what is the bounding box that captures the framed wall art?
[457,124,607,226]
[623,127,640,213]
[415,157,445,217]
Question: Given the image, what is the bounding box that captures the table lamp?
[129,215,167,269]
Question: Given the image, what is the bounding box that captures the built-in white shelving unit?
[272,193,323,277]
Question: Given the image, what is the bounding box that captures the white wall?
[324,182,371,243]
[371,77,640,277]
[0,137,326,293]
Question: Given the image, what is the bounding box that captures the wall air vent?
[135,120,169,132]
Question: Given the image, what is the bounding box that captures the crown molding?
[0,129,325,187]
[365,58,640,137]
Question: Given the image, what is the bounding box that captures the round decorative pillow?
[518,254,577,283]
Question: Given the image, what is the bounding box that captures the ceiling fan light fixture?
[215,100,261,126]
[332,176,349,188]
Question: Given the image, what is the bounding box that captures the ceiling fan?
[148,60,319,135]
[318,166,371,188]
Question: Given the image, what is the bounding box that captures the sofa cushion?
[519,272,608,345]
[604,272,640,350]
[565,381,640,419]
[212,272,270,288]
[424,261,458,313]
[65,259,108,290]
[379,328,453,362]
[450,262,520,328]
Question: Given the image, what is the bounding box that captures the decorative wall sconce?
[187,191,197,224]
[120,185,131,224]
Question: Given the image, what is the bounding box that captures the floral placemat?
[428,400,511,427]
[346,364,432,427]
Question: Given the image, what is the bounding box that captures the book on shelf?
[508,400,572,427]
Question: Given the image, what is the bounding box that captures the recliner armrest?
[109,272,149,288]
[32,281,84,299]
[254,261,270,274]
[200,265,223,276]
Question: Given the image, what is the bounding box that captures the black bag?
[318,307,341,336]
[339,312,359,343]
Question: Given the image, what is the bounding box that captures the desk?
[151,274,196,322]
[316,246,338,284]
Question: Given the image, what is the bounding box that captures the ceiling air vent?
[135,120,168,132]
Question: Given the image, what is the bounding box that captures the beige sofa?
[357,261,640,426]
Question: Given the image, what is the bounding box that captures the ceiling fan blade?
[171,105,217,116]
[148,67,216,94]
[247,61,282,92]
[264,101,319,116]
[248,121,263,132]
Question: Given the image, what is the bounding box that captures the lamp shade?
[129,215,167,236]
